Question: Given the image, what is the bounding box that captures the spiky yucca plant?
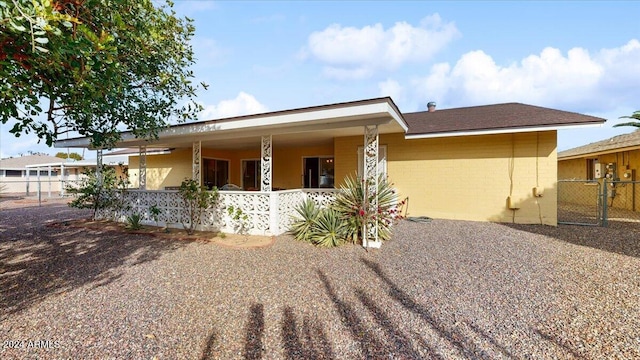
[289,198,319,242]
[308,208,347,247]
[331,175,364,243]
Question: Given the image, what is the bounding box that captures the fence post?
[602,178,608,227]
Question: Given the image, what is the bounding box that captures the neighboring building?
[558,129,640,212]
[0,155,63,194]
[55,97,604,241]
[0,154,128,196]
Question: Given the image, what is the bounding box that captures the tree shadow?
[244,303,265,360]
[0,206,195,318]
[533,327,585,359]
[354,288,427,359]
[360,258,500,359]
[318,270,411,358]
[281,306,335,360]
[200,328,220,360]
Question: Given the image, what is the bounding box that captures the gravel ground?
[1,200,639,359]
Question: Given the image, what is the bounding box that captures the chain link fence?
[558,180,602,226]
[558,179,640,229]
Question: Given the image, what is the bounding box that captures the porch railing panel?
[95,188,339,236]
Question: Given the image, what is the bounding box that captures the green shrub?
[178,178,218,235]
[227,205,251,235]
[67,164,129,220]
[126,213,143,230]
[149,204,162,227]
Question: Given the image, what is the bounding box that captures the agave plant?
[289,198,320,243]
[308,208,347,247]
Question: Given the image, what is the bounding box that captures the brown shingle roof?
[558,130,640,159]
[404,103,605,136]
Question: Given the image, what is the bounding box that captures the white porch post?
[139,146,147,190]
[363,125,380,248]
[192,141,201,185]
[261,135,272,191]
[47,165,52,198]
[25,168,30,195]
[96,149,103,187]
[60,163,65,196]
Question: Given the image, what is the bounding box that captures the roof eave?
[54,98,404,149]
[405,122,604,140]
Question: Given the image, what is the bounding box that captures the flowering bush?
[332,174,404,243]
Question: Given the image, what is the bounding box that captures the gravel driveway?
[1,201,639,359]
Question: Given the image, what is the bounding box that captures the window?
[5,170,23,177]
[303,157,334,188]
[203,158,229,189]
[357,145,387,178]
[242,159,261,190]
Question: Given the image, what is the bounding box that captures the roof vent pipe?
[427,101,436,112]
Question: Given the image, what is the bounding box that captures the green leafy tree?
[1,0,203,149]
[614,111,640,129]
[55,151,83,160]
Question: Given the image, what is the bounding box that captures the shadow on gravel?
[200,328,220,360]
[0,207,195,318]
[503,223,640,259]
[244,303,265,360]
[361,258,510,359]
[281,305,335,360]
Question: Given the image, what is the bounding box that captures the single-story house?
[55,97,604,246]
[558,129,640,212]
[0,154,128,196]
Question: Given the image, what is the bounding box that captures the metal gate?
[558,179,640,228]
[557,180,602,226]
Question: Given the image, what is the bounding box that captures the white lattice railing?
[96,188,339,236]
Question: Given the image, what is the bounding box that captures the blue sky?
[1,1,639,158]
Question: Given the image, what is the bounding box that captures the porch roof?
[55,97,407,150]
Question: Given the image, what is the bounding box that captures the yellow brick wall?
[129,148,193,189]
[128,143,334,190]
[335,131,558,225]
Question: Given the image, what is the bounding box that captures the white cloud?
[191,37,230,66]
[199,92,269,120]
[412,39,640,111]
[378,79,404,101]
[305,14,460,79]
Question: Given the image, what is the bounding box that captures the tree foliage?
[1,0,203,149]
[55,151,82,160]
[614,110,640,129]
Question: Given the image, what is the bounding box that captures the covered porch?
[57,97,407,247]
